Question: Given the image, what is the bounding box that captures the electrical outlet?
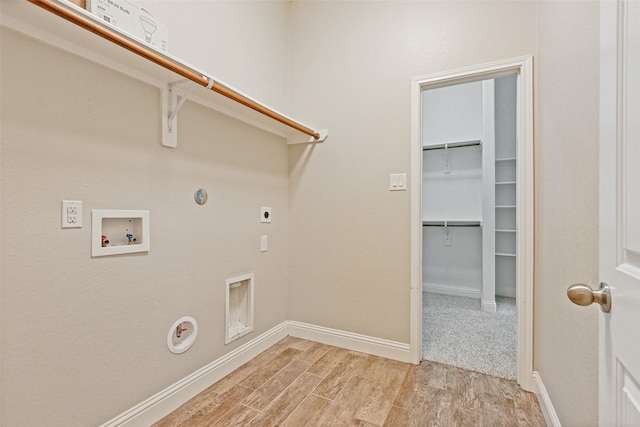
[62,200,82,228]
[261,207,272,223]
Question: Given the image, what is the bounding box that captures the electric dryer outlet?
[261,207,272,223]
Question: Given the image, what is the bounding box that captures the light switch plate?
[389,173,407,191]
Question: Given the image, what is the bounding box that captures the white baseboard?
[100,322,289,427]
[533,371,561,427]
[423,283,481,299]
[481,300,497,313]
[496,286,517,298]
[425,283,515,303]
[287,321,411,363]
[100,321,411,426]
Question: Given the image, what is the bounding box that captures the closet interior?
[421,75,518,379]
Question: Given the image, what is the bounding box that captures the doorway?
[421,76,516,379]
[409,57,534,391]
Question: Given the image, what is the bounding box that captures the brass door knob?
[567,282,611,313]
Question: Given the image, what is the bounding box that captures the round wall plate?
[194,188,208,205]
[167,316,198,354]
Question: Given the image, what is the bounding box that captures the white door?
[599,0,640,425]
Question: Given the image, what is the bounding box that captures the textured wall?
[0,1,602,425]
[287,0,537,344]
[0,26,289,426]
[133,0,290,112]
[534,1,600,425]
[288,1,599,424]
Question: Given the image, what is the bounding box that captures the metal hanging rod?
[422,221,482,227]
[27,0,322,141]
[423,139,482,151]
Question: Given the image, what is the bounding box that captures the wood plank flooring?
[153,337,546,426]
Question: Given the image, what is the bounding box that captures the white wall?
[422,226,483,294]
[0,1,601,426]
[132,0,290,112]
[535,1,600,425]
[422,77,518,299]
[422,81,484,221]
[287,0,537,346]
[288,1,598,425]
[495,74,517,297]
[495,75,517,160]
[422,81,483,146]
[0,1,290,423]
[422,81,484,295]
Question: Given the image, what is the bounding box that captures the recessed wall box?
[92,210,150,257]
[225,273,254,344]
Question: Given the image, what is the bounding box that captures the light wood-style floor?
[153,336,546,426]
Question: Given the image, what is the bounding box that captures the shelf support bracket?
[443,143,452,174]
[443,221,452,246]
[162,78,214,148]
[287,129,329,145]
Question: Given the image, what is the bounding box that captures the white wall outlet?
[389,173,407,191]
[260,235,268,252]
[62,200,82,228]
[261,207,272,223]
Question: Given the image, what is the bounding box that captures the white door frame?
[409,56,534,391]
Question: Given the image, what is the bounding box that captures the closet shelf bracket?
[422,140,483,174]
[162,78,214,148]
[287,128,329,145]
[443,144,451,174]
[16,0,329,147]
[443,221,450,245]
